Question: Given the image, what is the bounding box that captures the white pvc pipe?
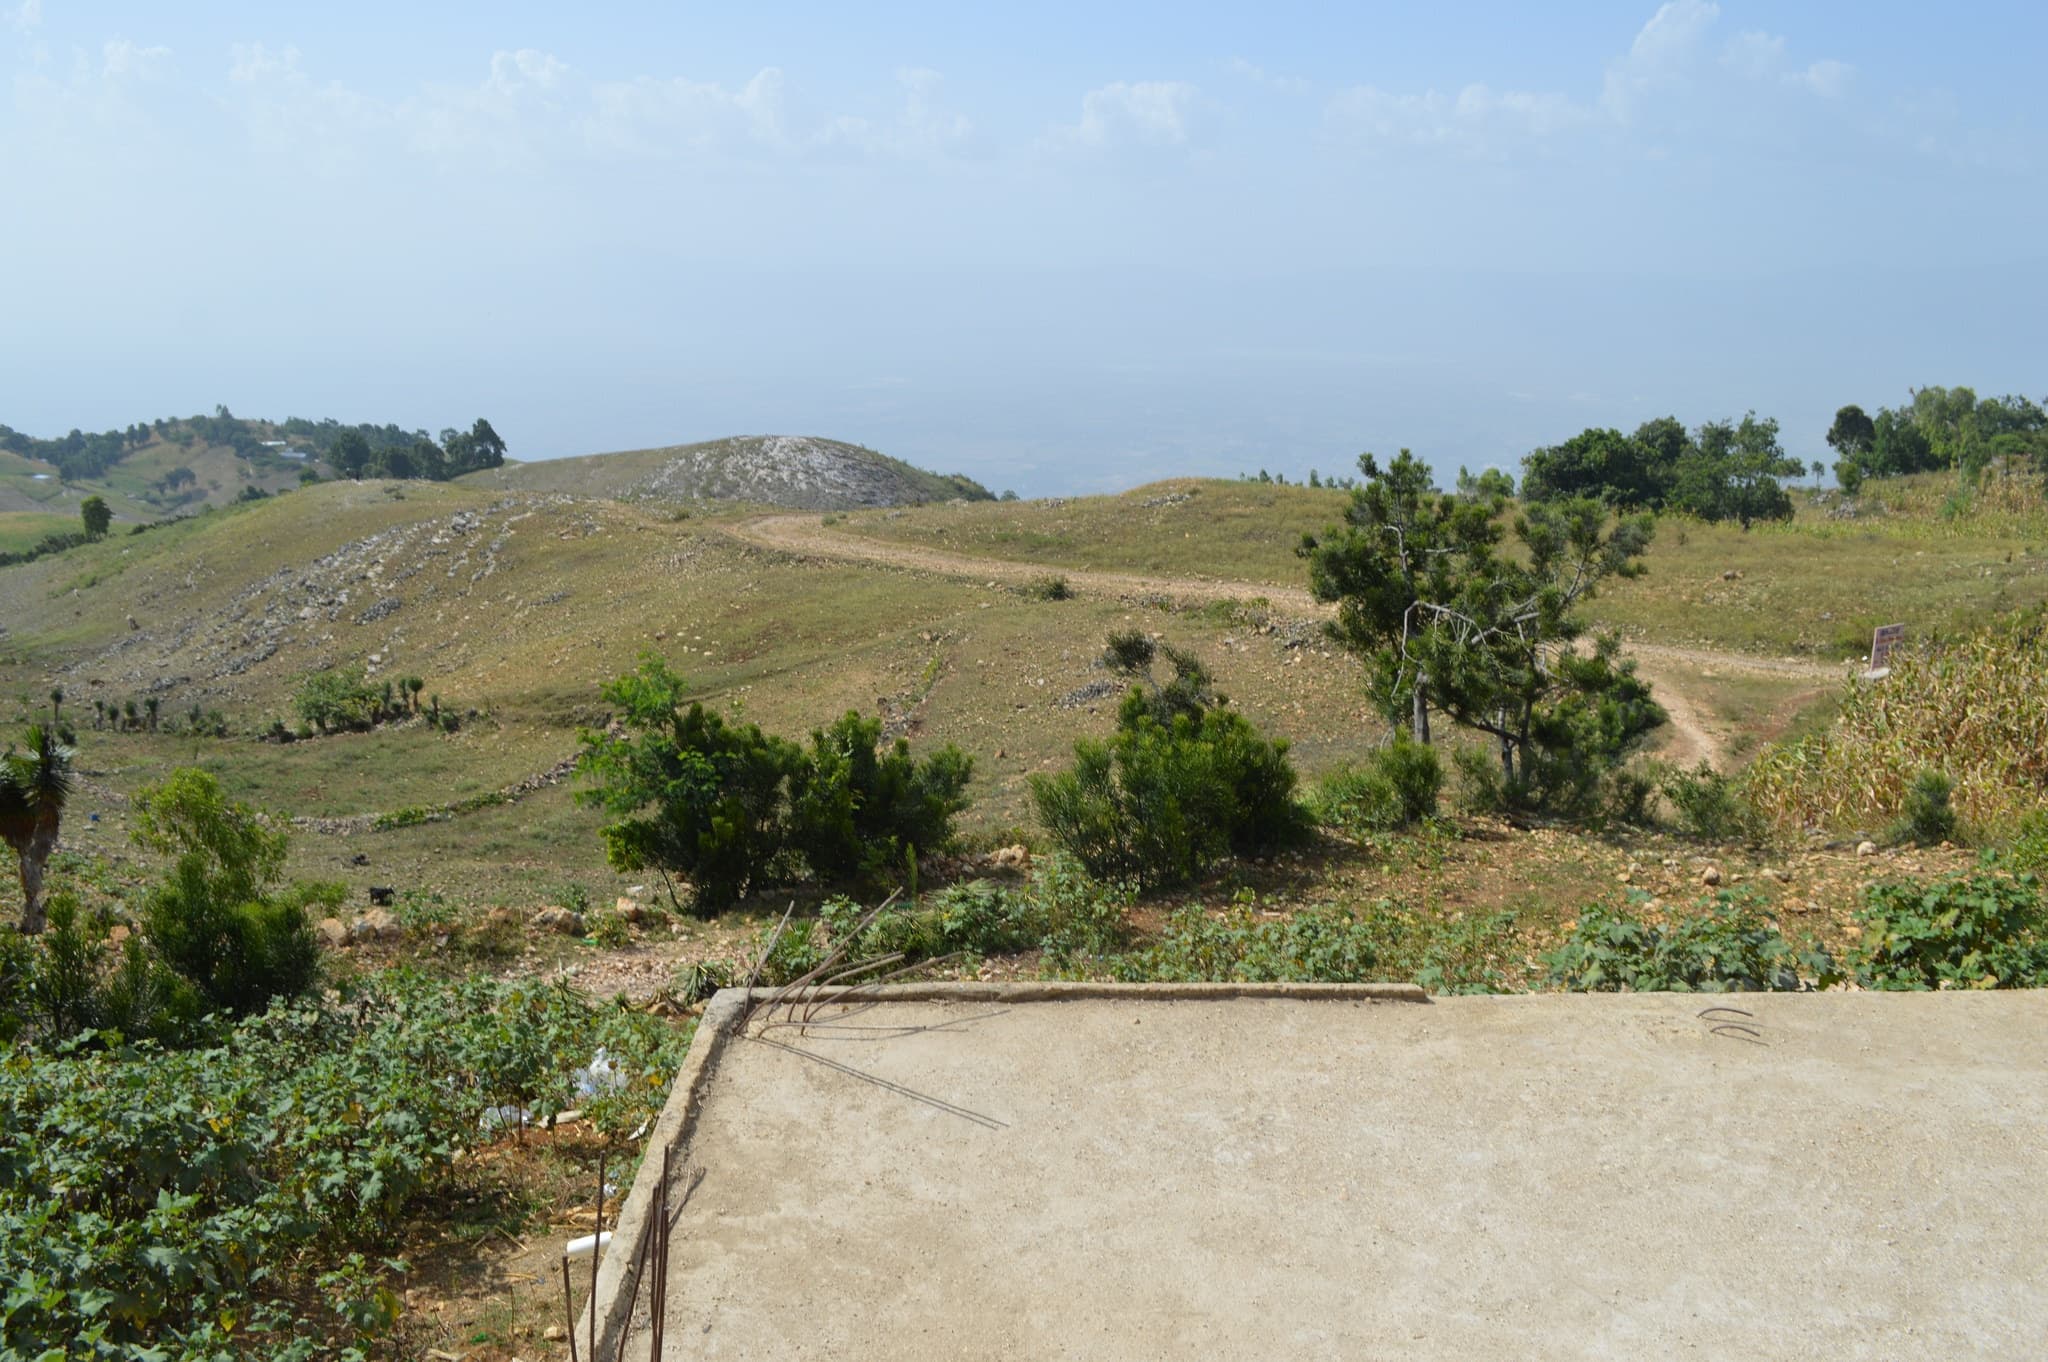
[565,1231,612,1260]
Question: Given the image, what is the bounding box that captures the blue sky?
[4,1,2043,493]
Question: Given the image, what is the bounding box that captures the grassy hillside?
[831,473,2048,661]
[0,428,312,521]
[0,510,79,554]
[2,462,2026,933]
[463,434,993,510]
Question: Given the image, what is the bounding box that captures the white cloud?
[1790,58,1851,98]
[1723,30,1784,79]
[102,38,170,79]
[9,0,40,33]
[1326,82,1588,151]
[1602,0,1720,119]
[1061,80,1198,148]
[1229,58,1309,96]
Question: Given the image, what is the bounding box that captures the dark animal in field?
[368,886,395,906]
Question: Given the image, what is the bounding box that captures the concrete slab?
[599,986,2048,1360]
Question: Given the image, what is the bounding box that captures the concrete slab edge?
[736,979,1433,1004]
[584,987,747,1358]
[586,979,1428,1352]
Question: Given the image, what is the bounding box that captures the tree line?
[1825,386,2047,493]
[0,407,509,486]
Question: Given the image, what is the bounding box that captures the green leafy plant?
[1848,871,2047,990]
[1311,734,1442,834]
[1542,892,1832,992]
[1661,761,1764,842]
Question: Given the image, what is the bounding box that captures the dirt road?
[725,513,1847,768]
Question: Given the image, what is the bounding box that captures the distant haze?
[5,1,2043,496]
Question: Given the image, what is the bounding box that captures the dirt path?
[725,514,1847,769]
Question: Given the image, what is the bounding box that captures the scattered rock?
[1701,865,1723,887]
[990,845,1031,870]
[315,917,349,949]
[1857,840,1879,858]
[534,906,585,935]
[1765,867,1792,884]
[349,908,402,943]
[617,898,647,924]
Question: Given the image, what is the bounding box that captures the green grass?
[839,479,1346,586]
[827,473,2048,661]
[0,511,79,554]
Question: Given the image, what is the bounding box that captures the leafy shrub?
[1542,892,1831,992]
[0,970,693,1359]
[1032,683,1309,890]
[132,770,330,1025]
[1025,574,1074,601]
[1112,903,1385,983]
[1887,768,1959,847]
[578,656,974,913]
[1312,735,1442,834]
[1661,761,1763,842]
[293,666,385,733]
[1848,871,2048,990]
[790,712,975,884]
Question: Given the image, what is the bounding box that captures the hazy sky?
[5,2,2043,494]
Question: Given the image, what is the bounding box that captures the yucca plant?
[0,724,75,933]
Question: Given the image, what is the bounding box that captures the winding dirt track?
[726,514,1847,769]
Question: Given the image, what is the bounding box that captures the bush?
[1888,768,1959,847]
[1311,735,1442,834]
[1542,892,1831,992]
[790,712,975,884]
[1024,574,1074,601]
[578,656,974,913]
[1661,761,1763,842]
[1031,693,1310,890]
[1849,871,2048,990]
[293,666,385,733]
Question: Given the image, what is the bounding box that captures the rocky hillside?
[463,435,993,510]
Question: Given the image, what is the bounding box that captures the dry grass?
[1748,613,2048,839]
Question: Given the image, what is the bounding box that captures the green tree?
[294,668,381,733]
[1306,455,1662,812]
[1825,405,1877,465]
[1521,427,1671,509]
[1669,413,1803,528]
[788,712,974,883]
[468,418,507,469]
[330,429,371,479]
[0,725,74,934]
[79,495,111,540]
[1299,450,1502,744]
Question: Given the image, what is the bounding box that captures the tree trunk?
[15,829,53,934]
[1411,678,1431,745]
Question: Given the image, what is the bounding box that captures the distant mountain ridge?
[463,434,993,510]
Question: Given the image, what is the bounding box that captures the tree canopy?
[1520,412,1803,527]
[1303,453,1663,815]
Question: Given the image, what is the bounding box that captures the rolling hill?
[460,434,995,510]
